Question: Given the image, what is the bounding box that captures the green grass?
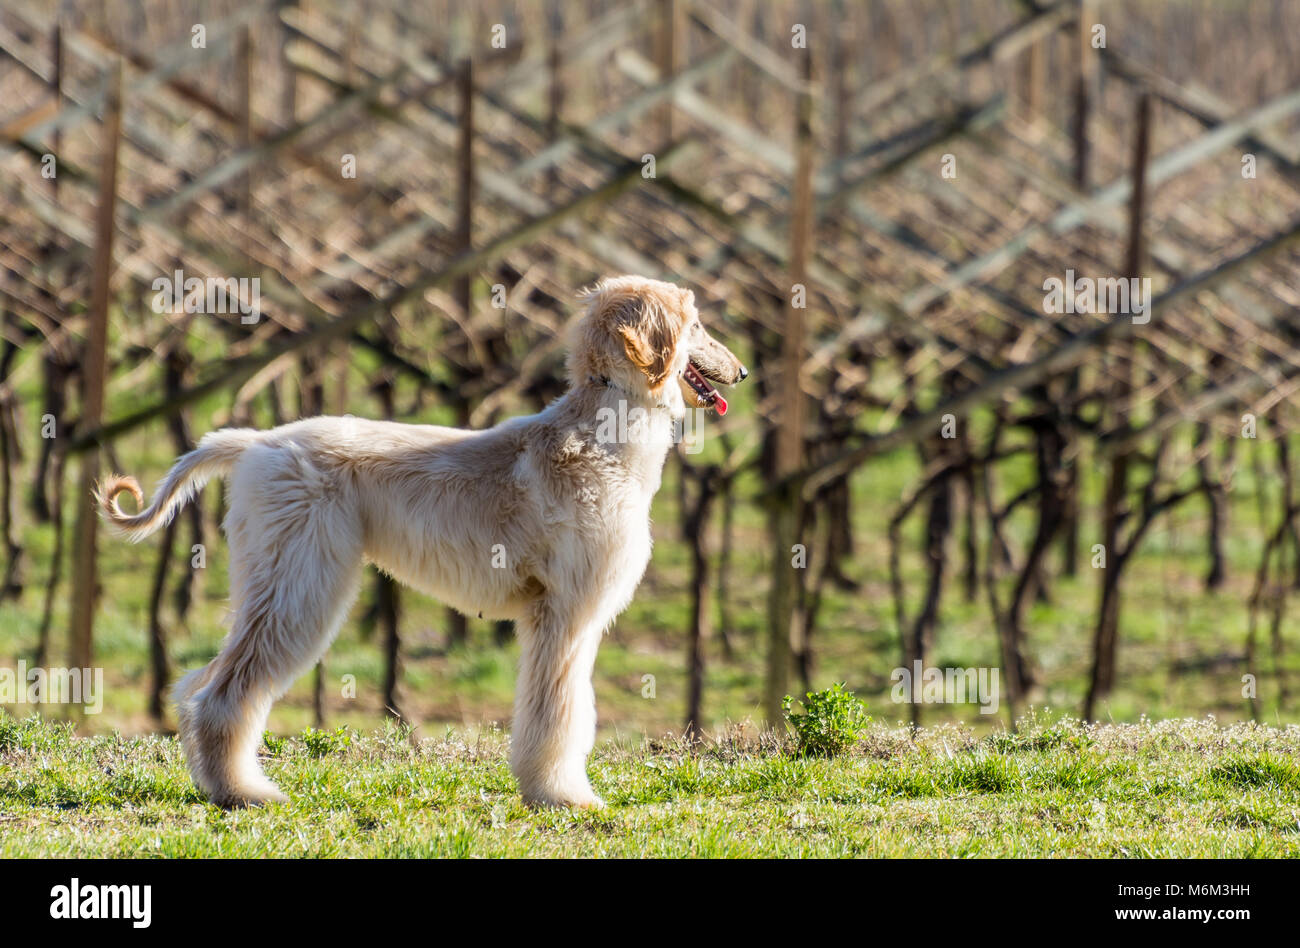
[3,711,1299,857]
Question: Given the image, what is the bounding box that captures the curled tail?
[95,428,262,541]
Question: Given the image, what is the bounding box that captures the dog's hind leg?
[175,631,283,807]
[177,558,363,806]
[510,599,605,809]
[175,448,364,806]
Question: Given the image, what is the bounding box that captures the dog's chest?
[536,426,666,584]
[581,471,656,574]
[588,477,654,540]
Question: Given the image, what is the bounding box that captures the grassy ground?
[3,711,1299,857]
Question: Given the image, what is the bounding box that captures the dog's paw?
[522,785,604,810]
[255,786,290,806]
[214,780,288,808]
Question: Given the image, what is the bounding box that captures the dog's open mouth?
[683,361,728,415]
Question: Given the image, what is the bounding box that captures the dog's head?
[570,275,747,415]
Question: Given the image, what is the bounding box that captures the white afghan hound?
[97,276,747,808]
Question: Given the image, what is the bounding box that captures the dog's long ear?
[618,319,674,389]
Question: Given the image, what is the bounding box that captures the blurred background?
[3,0,1300,739]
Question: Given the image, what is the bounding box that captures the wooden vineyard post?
[50,19,63,201]
[546,3,564,192]
[1085,92,1151,721]
[764,44,814,729]
[67,60,123,678]
[654,0,682,144]
[1073,0,1097,191]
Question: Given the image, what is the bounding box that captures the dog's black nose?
[737,365,749,381]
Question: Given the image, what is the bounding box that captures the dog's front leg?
[510,601,604,809]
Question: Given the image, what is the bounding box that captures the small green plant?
[300,726,353,759]
[262,731,286,756]
[782,683,870,758]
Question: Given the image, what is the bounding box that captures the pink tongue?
[713,392,728,415]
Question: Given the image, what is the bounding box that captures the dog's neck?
[546,376,683,483]
[585,374,679,415]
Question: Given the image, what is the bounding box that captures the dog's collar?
[588,374,676,413]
